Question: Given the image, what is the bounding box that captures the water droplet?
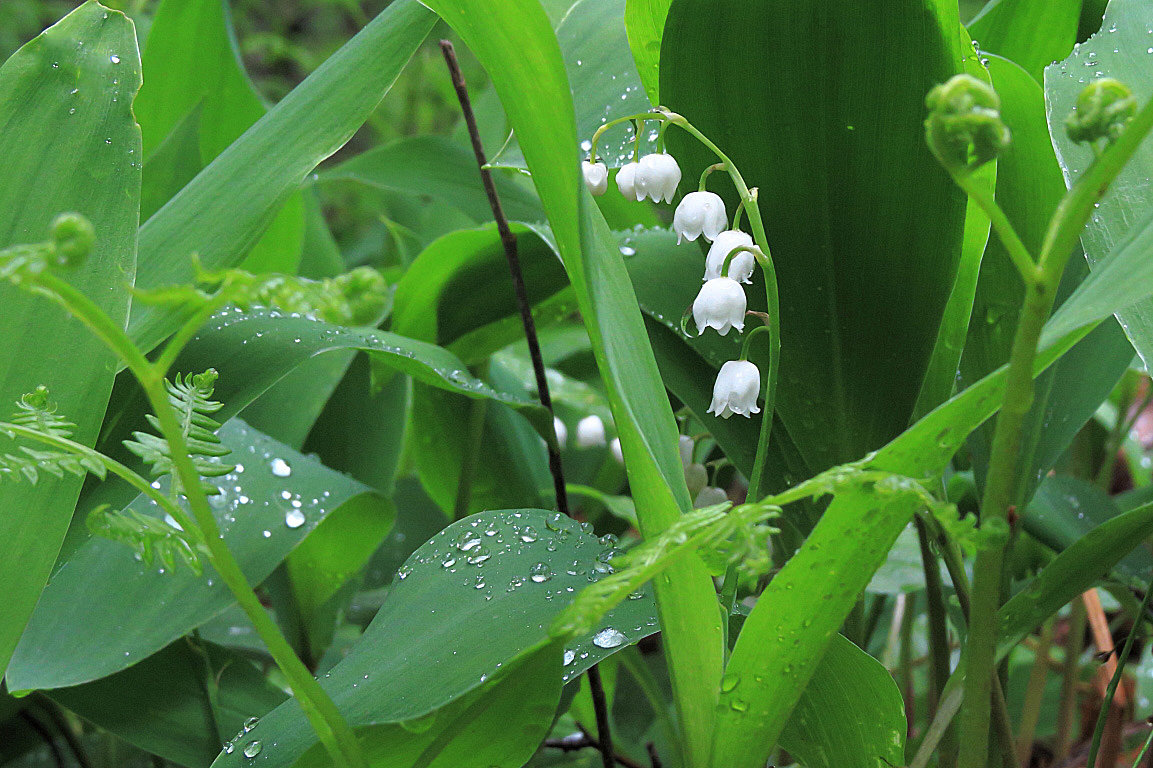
[284,509,305,528]
[109,54,120,64]
[619,245,636,256]
[467,546,491,565]
[442,555,457,568]
[729,699,749,712]
[270,458,292,477]
[592,628,625,648]
[456,530,483,551]
[721,672,740,692]
[563,649,576,665]
[243,717,259,732]
[262,530,271,538]
[243,741,262,758]
[520,526,538,543]
[598,533,619,547]
[529,562,552,583]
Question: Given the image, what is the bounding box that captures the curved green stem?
[951,173,1036,281]
[698,163,725,192]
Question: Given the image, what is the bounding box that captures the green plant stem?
[1015,617,1055,766]
[915,515,951,721]
[31,273,366,768]
[953,174,1035,281]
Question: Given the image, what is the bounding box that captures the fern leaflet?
[87,504,203,575]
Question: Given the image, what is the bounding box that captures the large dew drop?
[284,509,305,529]
[270,458,292,477]
[243,740,262,758]
[592,628,625,649]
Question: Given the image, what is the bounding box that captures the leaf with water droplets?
[6,419,387,691]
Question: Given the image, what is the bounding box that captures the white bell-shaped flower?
[610,437,624,464]
[576,414,607,448]
[704,230,756,283]
[633,153,681,203]
[582,161,608,196]
[673,191,727,243]
[678,434,695,470]
[684,462,708,498]
[553,416,568,448]
[616,161,639,198]
[693,277,746,336]
[708,360,762,419]
[694,486,729,508]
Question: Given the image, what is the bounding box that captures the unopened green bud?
[925,74,1011,173]
[50,212,95,268]
[1065,77,1137,145]
[191,368,219,392]
[334,267,389,326]
[21,385,51,410]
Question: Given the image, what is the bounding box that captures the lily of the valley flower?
[704,230,756,283]
[633,153,681,203]
[582,160,609,196]
[708,360,762,419]
[693,277,746,336]
[678,434,694,469]
[553,416,568,448]
[610,437,624,464]
[616,161,639,198]
[673,191,727,243]
[576,414,607,448]
[684,463,708,498]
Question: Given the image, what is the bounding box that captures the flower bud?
[924,74,1010,173]
[684,462,708,497]
[693,277,746,336]
[50,212,95,268]
[1065,77,1137,145]
[704,230,756,283]
[576,414,607,448]
[633,153,681,203]
[678,434,695,470]
[582,160,609,196]
[708,360,762,419]
[673,191,727,243]
[694,486,729,509]
[616,161,639,199]
[553,416,568,449]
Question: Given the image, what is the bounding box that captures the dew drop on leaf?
[529,562,552,583]
[270,458,292,477]
[592,628,625,649]
[242,741,262,758]
[284,509,305,529]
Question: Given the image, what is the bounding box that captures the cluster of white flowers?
[582,150,763,421]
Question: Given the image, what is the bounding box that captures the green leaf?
[135,0,304,273]
[5,418,389,691]
[661,0,967,472]
[416,1,723,763]
[48,639,287,767]
[969,0,1082,82]
[0,0,141,676]
[624,0,671,104]
[209,509,656,768]
[1046,0,1153,370]
[777,635,906,768]
[129,0,435,353]
[139,103,202,221]
[319,135,544,222]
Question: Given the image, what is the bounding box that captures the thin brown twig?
[546,730,645,768]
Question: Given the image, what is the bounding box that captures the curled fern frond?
[0,448,106,485]
[552,501,780,640]
[133,259,389,327]
[123,369,234,494]
[87,504,203,575]
[8,386,76,439]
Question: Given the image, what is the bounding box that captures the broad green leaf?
[777,635,906,768]
[0,1,141,676]
[209,509,656,768]
[969,0,1081,82]
[661,0,967,472]
[624,0,671,104]
[319,135,544,222]
[997,496,1153,658]
[49,639,287,767]
[135,0,304,273]
[298,191,344,279]
[712,484,922,768]
[417,1,723,762]
[490,0,655,170]
[6,419,389,691]
[964,55,1133,503]
[129,0,435,353]
[139,103,202,221]
[1046,0,1153,369]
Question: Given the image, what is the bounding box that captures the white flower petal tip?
[704,230,757,283]
[582,161,609,196]
[673,191,728,244]
[707,360,762,420]
[616,162,639,199]
[633,153,682,203]
[609,438,624,464]
[575,414,607,448]
[693,277,747,336]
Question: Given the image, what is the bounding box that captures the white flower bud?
[554,416,568,448]
[694,486,729,508]
[610,437,624,464]
[576,414,607,448]
[678,434,694,470]
[684,462,708,498]
[673,191,727,243]
[693,277,746,336]
[704,230,756,283]
[616,161,639,199]
[708,360,762,419]
[582,160,608,196]
[633,153,681,203]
